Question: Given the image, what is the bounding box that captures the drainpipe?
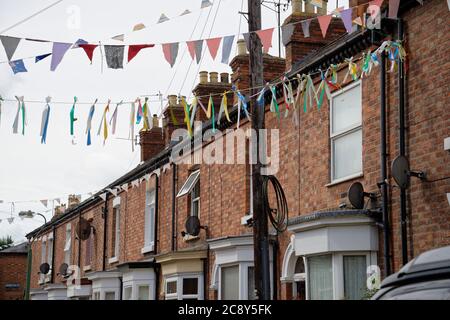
[24,242,32,300]
[51,226,56,283]
[171,164,177,251]
[380,52,392,276]
[102,195,109,271]
[154,175,159,254]
[397,18,408,266]
[270,238,278,300]
[78,211,82,268]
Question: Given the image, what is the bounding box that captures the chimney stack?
[68,194,81,209]
[140,113,165,162]
[163,95,188,146]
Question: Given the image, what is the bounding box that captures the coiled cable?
[261,175,288,233]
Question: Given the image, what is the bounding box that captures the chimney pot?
[220,72,229,83]
[199,71,208,84]
[209,72,219,83]
[152,114,159,128]
[237,39,247,56]
[292,0,302,13]
[168,95,177,106]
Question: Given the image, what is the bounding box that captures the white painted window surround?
[64,224,71,265]
[164,273,203,300]
[286,214,378,300]
[87,271,121,300]
[122,269,156,300]
[330,81,363,183]
[208,235,273,300]
[109,197,121,263]
[142,188,156,254]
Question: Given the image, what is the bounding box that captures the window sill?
[83,265,92,272]
[108,257,119,264]
[325,173,363,187]
[141,244,154,254]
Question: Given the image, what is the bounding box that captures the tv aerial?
[391,155,426,189]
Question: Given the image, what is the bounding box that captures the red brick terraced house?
[25,0,449,300]
[0,242,28,300]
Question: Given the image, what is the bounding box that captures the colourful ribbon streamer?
[343,57,359,83]
[97,99,110,144]
[181,97,192,137]
[270,85,280,119]
[40,96,51,144]
[257,84,269,106]
[12,96,26,135]
[70,96,77,136]
[142,97,150,130]
[282,76,294,118]
[217,92,231,126]
[235,89,250,128]
[129,99,137,152]
[190,96,198,129]
[136,98,143,124]
[109,100,123,135]
[86,99,97,146]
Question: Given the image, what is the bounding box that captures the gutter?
[102,194,108,271]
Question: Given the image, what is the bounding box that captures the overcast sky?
[0,0,344,244]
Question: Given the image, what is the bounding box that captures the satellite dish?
[392,155,426,189]
[39,263,50,275]
[347,182,376,209]
[185,216,201,236]
[59,263,68,276]
[76,218,91,241]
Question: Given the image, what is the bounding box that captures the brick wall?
[0,253,27,300]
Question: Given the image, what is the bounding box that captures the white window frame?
[176,170,200,198]
[64,224,72,265]
[164,273,203,300]
[218,262,255,300]
[46,233,53,282]
[305,251,376,300]
[330,81,363,183]
[39,236,47,284]
[109,197,120,263]
[142,188,156,254]
[190,180,200,218]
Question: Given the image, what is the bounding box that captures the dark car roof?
[381,246,450,288]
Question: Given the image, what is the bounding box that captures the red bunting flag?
[78,44,98,63]
[256,28,274,53]
[206,37,221,60]
[317,14,332,38]
[186,41,196,60]
[128,44,154,63]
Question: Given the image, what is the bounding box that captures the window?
[124,287,132,300]
[190,180,200,217]
[308,255,333,300]
[92,291,100,300]
[176,170,200,198]
[221,265,239,300]
[138,285,150,300]
[40,237,47,283]
[165,275,203,300]
[111,198,120,260]
[247,267,256,300]
[330,82,362,182]
[293,258,306,300]
[143,188,156,252]
[64,224,72,265]
[104,292,116,300]
[343,255,367,300]
[85,231,93,267]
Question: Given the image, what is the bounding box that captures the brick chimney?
[68,194,81,209]
[140,114,165,162]
[283,0,347,71]
[163,95,188,146]
[229,39,286,103]
[192,71,233,122]
[54,204,66,217]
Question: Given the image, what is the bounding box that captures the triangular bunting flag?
[50,42,72,71]
[72,38,87,48]
[99,193,107,201]
[162,43,179,67]
[340,8,353,33]
[121,183,129,192]
[104,45,124,69]
[388,0,400,18]
[9,59,27,74]
[133,23,146,31]
[206,37,221,60]
[112,34,125,42]
[201,0,212,8]
[281,24,295,46]
[158,13,170,24]
[131,179,140,188]
[221,35,234,64]
[256,28,274,53]
[317,15,332,38]
[353,16,364,27]
[128,44,154,63]
[40,200,48,207]
[106,187,118,197]
[35,53,52,63]
[180,9,191,16]
[79,44,98,63]
[0,36,21,61]
[186,41,196,60]
[194,40,203,64]
[7,217,14,224]
[301,20,311,38]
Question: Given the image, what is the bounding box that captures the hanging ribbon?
[257,84,269,106]
[40,96,51,144]
[169,102,178,125]
[12,96,26,135]
[142,97,150,130]
[236,89,250,128]
[303,75,319,113]
[86,99,97,146]
[136,98,143,124]
[329,64,339,84]
[282,76,295,118]
[190,96,198,129]
[270,85,280,119]
[294,74,306,112]
[97,99,110,144]
[0,95,3,128]
[197,97,207,117]
[343,57,359,84]
[217,92,231,125]
[181,96,192,137]
[109,100,123,135]
[70,96,77,136]
[129,99,137,152]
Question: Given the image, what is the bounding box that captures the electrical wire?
[261,175,288,233]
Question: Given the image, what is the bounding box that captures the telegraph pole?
[248,0,271,300]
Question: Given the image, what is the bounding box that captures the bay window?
[164,274,203,300]
[330,81,362,182]
[308,255,333,300]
